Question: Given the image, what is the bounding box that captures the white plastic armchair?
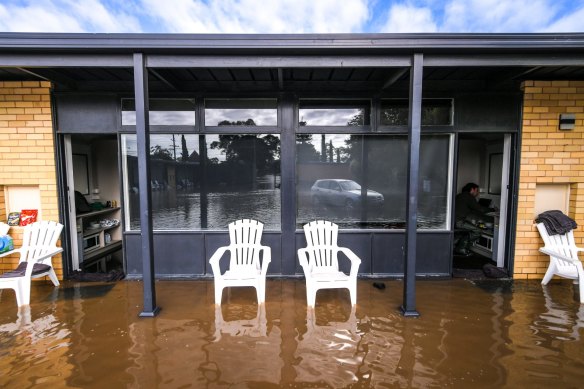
[0,221,63,307]
[298,220,361,307]
[209,219,271,305]
[536,222,584,303]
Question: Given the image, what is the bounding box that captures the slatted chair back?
[303,220,340,272]
[536,223,579,268]
[228,219,264,271]
[20,221,64,264]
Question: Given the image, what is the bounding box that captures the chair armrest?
[209,246,230,277]
[0,248,22,258]
[540,247,581,264]
[259,245,271,276]
[338,247,362,277]
[16,247,62,262]
[23,247,63,277]
[297,248,311,276]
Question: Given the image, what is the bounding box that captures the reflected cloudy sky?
[204,108,277,126]
[122,111,196,126]
[299,109,363,126]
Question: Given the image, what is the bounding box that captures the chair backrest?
[536,222,579,265]
[228,219,264,270]
[20,221,64,263]
[303,220,339,272]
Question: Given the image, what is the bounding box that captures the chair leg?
[578,277,584,304]
[47,268,60,286]
[257,280,266,304]
[307,286,316,307]
[541,264,556,285]
[349,284,357,306]
[18,280,31,307]
[215,285,224,305]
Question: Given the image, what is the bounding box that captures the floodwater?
[1,279,584,388]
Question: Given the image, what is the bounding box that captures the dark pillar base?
[139,306,161,318]
[399,305,420,318]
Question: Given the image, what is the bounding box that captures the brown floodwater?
[1,278,584,388]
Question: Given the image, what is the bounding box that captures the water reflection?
[213,303,267,340]
[295,304,362,387]
[1,280,584,388]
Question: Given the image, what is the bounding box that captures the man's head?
[461,182,480,197]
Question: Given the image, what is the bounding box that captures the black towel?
[535,210,577,235]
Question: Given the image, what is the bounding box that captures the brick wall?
[515,80,584,278]
[0,81,63,279]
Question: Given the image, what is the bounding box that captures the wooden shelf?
[82,240,122,262]
[82,224,119,237]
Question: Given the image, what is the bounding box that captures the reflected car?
[310,179,384,211]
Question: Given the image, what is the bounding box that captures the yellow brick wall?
[0,81,63,279]
[515,80,584,279]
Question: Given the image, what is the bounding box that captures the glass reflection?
[121,99,196,126]
[380,99,453,126]
[123,133,281,230]
[299,100,371,126]
[205,99,277,126]
[296,134,450,229]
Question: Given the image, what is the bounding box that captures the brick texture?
[0,81,63,279]
[516,80,584,278]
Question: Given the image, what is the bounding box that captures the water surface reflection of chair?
[213,304,267,341]
[296,305,362,387]
[536,222,584,303]
[298,220,361,307]
[209,219,271,305]
[0,221,63,307]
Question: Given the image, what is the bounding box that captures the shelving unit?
[76,207,122,270]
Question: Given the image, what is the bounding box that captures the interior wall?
[457,139,483,192]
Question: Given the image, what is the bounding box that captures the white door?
[496,134,512,268]
[64,135,80,271]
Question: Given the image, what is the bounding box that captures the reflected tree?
[180,134,189,162]
[150,145,173,160]
[297,134,320,162]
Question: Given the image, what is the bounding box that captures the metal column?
[401,53,423,317]
[133,53,160,317]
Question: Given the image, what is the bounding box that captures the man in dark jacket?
[454,183,494,255]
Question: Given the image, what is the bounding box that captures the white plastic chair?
[0,221,63,307]
[536,222,584,303]
[298,220,361,307]
[209,219,271,305]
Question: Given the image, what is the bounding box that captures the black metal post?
[401,53,423,317]
[133,53,160,317]
[280,95,297,274]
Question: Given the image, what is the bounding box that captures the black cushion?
[0,262,51,278]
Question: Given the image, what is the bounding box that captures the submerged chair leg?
[307,286,316,307]
[214,284,224,305]
[349,284,357,306]
[48,268,60,286]
[541,264,556,285]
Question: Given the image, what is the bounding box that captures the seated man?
[453,182,494,255]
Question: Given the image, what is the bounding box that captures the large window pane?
[205,99,277,126]
[299,100,371,126]
[121,99,196,125]
[122,133,281,230]
[380,99,453,126]
[296,134,450,229]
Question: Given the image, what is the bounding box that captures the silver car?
[310,179,384,211]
